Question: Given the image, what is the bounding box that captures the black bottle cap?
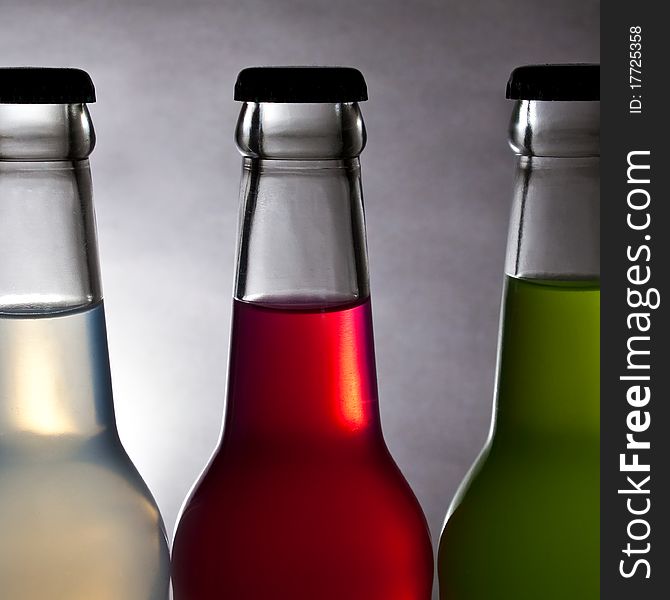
[506,64,599,101]
[235,67,368,103]
[0,67,96,104]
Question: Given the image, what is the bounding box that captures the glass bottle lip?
[235,101,366,160]
[0,103,95,161]
[508,99,600,158]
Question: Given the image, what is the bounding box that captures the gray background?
[1,0,599,585]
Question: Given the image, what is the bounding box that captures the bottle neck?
[223,101,381,444]
[0,103,100,314]
[505,100,600,282]
[505,155,599,281]
[235,157,369,307]
[492,100,600,443]
[493,277,599,442]
[223,298,382,444]
[0,304,115,445]
[0,103,113,445]
[234,101,369,308]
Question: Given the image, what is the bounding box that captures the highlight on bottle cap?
[506,64,599,101]
[234,66,368,103]
[0,67,96,104]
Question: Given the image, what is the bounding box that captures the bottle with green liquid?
[438,64,600,599]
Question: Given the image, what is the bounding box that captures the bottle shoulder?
[438,437,599,598]
[453,432,599,488]
[0,431,165,518]
[173,441,433,599]
[443,432,599,526]
[176,439,431,544]
[186,437,422,505]
[0,439,170,599]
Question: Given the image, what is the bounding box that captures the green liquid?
[438,276,600,599]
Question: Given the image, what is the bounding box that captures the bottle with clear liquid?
[438,64,600,599]
[0,68,170,599]
[172,67,434,599]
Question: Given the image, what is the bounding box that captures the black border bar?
[602,4,670,598]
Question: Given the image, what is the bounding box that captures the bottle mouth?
[236,102,366,160]
[0,103,95,161]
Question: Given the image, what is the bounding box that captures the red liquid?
[172,298,433,600]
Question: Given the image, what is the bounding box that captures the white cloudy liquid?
[0,303,170,600]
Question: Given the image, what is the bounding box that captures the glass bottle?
[438,64,600,599]
[172,67,433,600]
[0,68,170,599]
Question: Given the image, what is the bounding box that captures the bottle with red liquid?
[172,67,433,599]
